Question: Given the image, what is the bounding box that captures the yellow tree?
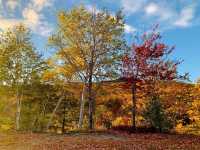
[48,6,127,129]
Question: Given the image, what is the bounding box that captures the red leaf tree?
[122,26,186,131]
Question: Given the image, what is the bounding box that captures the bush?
[143,95,172,132]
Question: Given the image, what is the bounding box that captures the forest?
[1,5,200,150]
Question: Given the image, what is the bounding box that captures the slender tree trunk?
[16,88,22,131]
[88,74,93,130]
[46,95,64,131]
[131,82,136,132]
[62,102,66,134]
[78,83,86,128]
[16,97,21,131]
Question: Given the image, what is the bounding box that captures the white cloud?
[145,3,158,15]
[0,0,54,36]
[21,0,54,36]
[0,15,52,37]
[144,2,173,21]
[120,0,198,30]
[22,8,40,26]
[0,18,22,30]
[121,0,174,21]
[30,0,54,12]
[21,8,53,36]
[174,4,196,27]
[124,24,136,33]
[0,0,21,30]
[121,0,147,14]
[6,0,19,11]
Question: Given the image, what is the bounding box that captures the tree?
[48,6,127,129]
[143,95,171,132]
[122,26,184,131]
[0,24,46,130]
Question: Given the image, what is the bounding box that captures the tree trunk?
[16,97,21,131]
[62,102,66,134]
[88,74,93,130]
[46,95,64,131]
[78,83,86,128]
[16,88,22,131]
[131,82,136,132]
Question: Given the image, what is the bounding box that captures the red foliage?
[122,26,181,86]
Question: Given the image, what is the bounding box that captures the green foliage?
[143,95,172,132]
[0,24,46,86]
[0,96,14,132]
[0,24,47,130]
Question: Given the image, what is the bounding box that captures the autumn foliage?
[0,5,200,150]
[121,26,184,131]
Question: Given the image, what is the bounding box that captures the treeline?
[0,6,200,134]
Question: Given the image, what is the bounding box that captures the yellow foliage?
[112,117,124,126]
[0,124,12,131]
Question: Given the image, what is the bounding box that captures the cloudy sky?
[0,0,200,82]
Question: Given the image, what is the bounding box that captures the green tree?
[143,95,171,132]
[0,24,46,130]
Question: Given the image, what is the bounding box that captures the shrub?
[143,95,172,132]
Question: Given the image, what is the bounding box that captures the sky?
[0,0,200,82]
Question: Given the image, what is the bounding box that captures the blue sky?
[0,0,200,82]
